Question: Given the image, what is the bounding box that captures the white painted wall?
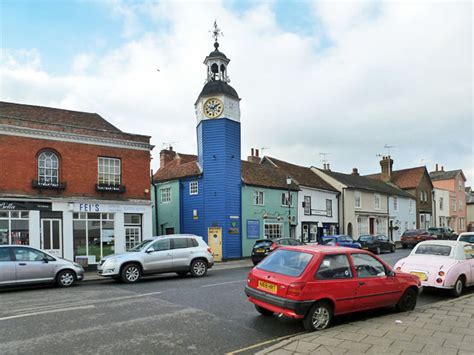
[388,196,417,241]
[433,188,450,227]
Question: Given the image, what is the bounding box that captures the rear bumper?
[245,285,314,318]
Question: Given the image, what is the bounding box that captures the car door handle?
[358,282,365,286]
[19,263,27,266]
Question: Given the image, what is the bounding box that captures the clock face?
[203,98,224,118]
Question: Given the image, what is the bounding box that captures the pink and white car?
[394,240,474,297]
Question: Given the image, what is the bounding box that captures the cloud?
[1,0,472,183]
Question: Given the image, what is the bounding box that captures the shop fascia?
[71,202,149,213]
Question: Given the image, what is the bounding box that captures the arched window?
[38,151,59,184]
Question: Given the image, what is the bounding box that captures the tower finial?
[210,20,223,49]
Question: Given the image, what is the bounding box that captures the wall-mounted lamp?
[144,188,150,194]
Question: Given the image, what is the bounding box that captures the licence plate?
[256,248,265,253]
[410,271,427,281]
[257,280,277,294]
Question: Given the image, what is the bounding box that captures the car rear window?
[257,249,313,277]
[415,244,452,256]
[359,235,372,242]
[321,237,336,245]
[253,240,273,248]
[459,235,474,243]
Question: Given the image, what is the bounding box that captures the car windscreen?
[256,249,313,277]
[321,237,336,245]
[403,230,418,236]
[414,244,452,256]
[128,240,152,252]
[358,235,372,242]
[459,235,474,243]
[253,240,273,248]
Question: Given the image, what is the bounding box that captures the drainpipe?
[341,188,346,234]
[151,176,159,236]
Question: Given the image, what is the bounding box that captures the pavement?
[257,293,474,355]
[82,258,254,282]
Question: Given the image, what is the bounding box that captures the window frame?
[254,190,264,206]
[97,156,121,186]
[350,253,387,279]
[315,253,353,280]
[303,196,311,215]
[326,199,333,217]
[393,196,398,212]
[355,191,361,209]
[160,187,172,203]
[38,150,60,185]
[189,181,199,195]
[374,194,381,210]
[263,222,282,239]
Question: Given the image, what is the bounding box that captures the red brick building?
[0,101,153,265]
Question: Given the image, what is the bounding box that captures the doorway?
[369,218,375,234]
[41,219,62,257]
[208,227,222,261]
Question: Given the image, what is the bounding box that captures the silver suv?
[97,234,214,283]
[0,245,84,288]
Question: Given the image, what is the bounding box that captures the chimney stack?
[247,148,260,163]
[441,166,444,172]
[435,163,439,171]
[159,147,176,168]
[352,168,359,176]
[322,163,331,171]
[380,155,394,182]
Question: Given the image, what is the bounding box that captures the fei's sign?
[73,202,148,213]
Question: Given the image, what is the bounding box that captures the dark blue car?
[321,235,361,249]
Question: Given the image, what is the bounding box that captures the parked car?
[394,240,474,297]
[320,235,361,249]
[457,232,474,243]
[401,229,436,248]
[251,238,304,266]
[0,245,84,287]
[97,234,214,283]
[357,234,396,254]
[428,227,457,240]
[245,245,421,331]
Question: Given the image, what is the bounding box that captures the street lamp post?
[286,176,292,239]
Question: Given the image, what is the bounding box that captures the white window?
[98,157,121,185]
[326,199,333,217]
[452,199,457,211]
[189,181,198,195]
[393,196,398,212]
[160,187,171,203]
[458,180,462,191]
[374,194,381,210]
[38,151,59,184]
[459,218,465,230]
[357,217,368,235]
[264,223,282,239]
[254,190,264,205]
[0,211,29,245]
[409,199,414,213]
[420,191,423,201]
[355,191,361,208]
[439,197,444,211]
[458,201,463,211]
[281,192,293,206]
[125,214,142,251]
[376,218,387,234]
[304,196,311,215]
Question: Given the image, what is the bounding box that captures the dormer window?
[38,151,59,184]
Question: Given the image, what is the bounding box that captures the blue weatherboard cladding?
[180,176,205,239]
[195,118,242,259]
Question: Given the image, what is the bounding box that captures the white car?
[457,232,474,244]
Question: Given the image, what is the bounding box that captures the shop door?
[369,218,375,235]
[208,227,222,262]
[41,219,62,257]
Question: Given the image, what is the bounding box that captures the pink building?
[429,165,467,234]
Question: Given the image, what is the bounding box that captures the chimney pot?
[256,149,259,157]
[441,166,444,171]
[251,148,254,156]
[326,163,331,171]
[435,163,438,171]
[352,168,359,176]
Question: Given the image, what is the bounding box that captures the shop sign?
[247,220,260,239]
[228,228,239,235]
[0,201,52,211]
[74,202,149,213]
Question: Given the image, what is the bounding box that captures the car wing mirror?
[43,257,49,263]
[146,247,155,253]
[387,270,395,277]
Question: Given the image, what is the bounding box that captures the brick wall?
[0,135,151,200]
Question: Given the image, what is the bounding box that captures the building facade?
[0,102,153,265]
[430,166,467,234]
[465,187,474,232]
[433,187,451,227]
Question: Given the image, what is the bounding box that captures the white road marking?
[201,280,246,288]
[0,305,95,321]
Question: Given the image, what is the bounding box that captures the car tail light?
[438,271,445,277]
[207,247,213,255]
[436,278,443,284]
[287,282,306,297]
[335,242,339,246]
[269,242,278,251]
[247,275,256,285]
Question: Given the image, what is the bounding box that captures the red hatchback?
[245,246,421,331]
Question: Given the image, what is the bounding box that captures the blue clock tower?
[191,23,242,260]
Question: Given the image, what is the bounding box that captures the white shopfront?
[0,198,152,266]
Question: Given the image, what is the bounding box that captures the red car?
[401,229,436,248]
[245,246,421,331]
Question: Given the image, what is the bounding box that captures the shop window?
[264,223,282,239]
[0,211,29,245]
[38,151,59,184]
[98,157,121,186]
[125,214,142,250]
[73,213,115,263]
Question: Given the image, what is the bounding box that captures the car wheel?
[375,247,381,255]
[190,259,208,277]
[451,277,464,297]
[121,263,141,283]
[176,271,188,277]
[396,288,418,312]
[255,305,274,316]
[303,301,333,331]
[390,245,395,253]
[56,270,76,287]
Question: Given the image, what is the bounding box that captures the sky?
[1,0,473,183]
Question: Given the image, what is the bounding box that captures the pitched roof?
[242,161,299,190]
[429,169,465,181]
[0,101,150,143]
[366,166,428,189]
[153,154,201,182]
[263,157,338,192]
[320,169,414,198]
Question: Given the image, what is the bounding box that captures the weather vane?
[210,20,223,44]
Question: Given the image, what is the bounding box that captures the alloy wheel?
[126,266,140,282]
[311,307,330,330]
[192,261,206,276]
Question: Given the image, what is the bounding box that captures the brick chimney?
[247,148,260,163]
[435,163,439,172]
[323,163,331,171]
[351,168,359,176]
[380,155,394,182]
[160,147,176,168]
